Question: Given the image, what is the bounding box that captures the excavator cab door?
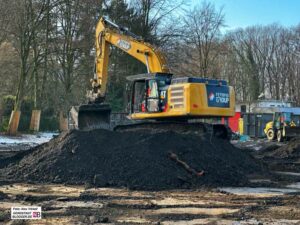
[128,73,172,115]
[129,78,161,114]
[145,79,160,112]
[130,80,145,113]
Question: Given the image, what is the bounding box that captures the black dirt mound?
[1,129,265,190]
[264,138,300,159]
[257,138,300,172]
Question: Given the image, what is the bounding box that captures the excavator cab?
[127,73,172,115]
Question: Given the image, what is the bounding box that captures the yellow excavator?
[70,16,235,137]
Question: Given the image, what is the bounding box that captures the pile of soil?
[264,138,300,159]
[1,129,265,190]
[259,138,300,172]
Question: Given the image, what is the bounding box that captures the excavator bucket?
[69,104,111,131]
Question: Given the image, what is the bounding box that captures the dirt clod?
[1,129,265,190]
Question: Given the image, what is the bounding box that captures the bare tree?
[183,1,225,77]
[0,0,12,45]
[2,0,50,134]
[130,0,185,43]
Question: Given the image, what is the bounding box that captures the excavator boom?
[95,16,169,97]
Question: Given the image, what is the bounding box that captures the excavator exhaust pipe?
[69,104,111,131]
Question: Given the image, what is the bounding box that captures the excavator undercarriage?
[114,121,231,140]
[69,106,232,140]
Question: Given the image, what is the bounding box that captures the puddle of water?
[249,179,272,183]
[50,201,104,208]
[286,182,300,189]
[151,207,239,215]
[0,132,57,145]
[161,218,295,225]
[274,171,300,176]
[219,187,300,196]
[0,202,29,209]
[86,187,153,198]
[162,218,229,225]
[117,217,151,224]
[151,197,227,206]
[0,184,84,197]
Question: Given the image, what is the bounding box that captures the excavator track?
[114,121,231,140]
[69,107,231,139]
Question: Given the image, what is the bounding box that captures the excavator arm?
[95,16,170,99]
[70,17,170,130]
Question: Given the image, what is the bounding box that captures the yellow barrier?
[238,118,244,135]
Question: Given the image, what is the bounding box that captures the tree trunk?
[7,111,21,135]
[29,110,41,132]
[59,111,68,131]
[7,64,26,135]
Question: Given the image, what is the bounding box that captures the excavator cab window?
[146,79,160,112]
[131,80,146,113]
[130,75,170,114]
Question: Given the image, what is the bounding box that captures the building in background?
[225,100,300,134]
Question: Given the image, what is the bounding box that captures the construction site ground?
[0,133,300,225]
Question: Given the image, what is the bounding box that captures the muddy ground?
[0,136,299,224]
[0,183,300,224]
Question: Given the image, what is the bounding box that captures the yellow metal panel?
[187,83,235,117]
[131,111,187,119]
[168,84,187,112]
[185,84,191,114]
[238,118,244,135]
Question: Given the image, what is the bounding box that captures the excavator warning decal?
[206,85,230,108]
